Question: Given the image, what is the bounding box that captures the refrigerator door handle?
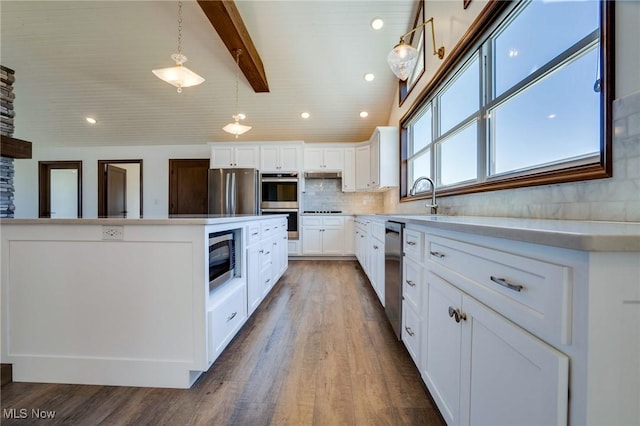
[231,173,237,214]
[225,173,231,214]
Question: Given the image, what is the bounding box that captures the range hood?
[304,171,342,179]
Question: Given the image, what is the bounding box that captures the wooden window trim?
[399,0,614,202]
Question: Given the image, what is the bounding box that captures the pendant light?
[222,49,252,138]
[387,17,445,81]
[152,1,205,93]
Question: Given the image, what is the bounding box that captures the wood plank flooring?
[1,260,444,425]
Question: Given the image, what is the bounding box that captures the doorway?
[38,161,83,218]
[98,160,143,218]
[168,158,209,215]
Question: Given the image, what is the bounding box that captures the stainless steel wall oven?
[260,172,299,240]
[209,229,237,291]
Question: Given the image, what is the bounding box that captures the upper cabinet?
[368,126,399,190]
[260,144,302,172]
[355,145,371,191]
[342,147,356,192]
[304,146,344,171]
[210,144,259,169]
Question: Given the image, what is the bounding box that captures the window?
[400,0,613,201]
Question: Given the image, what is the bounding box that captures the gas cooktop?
[303,210,343,214]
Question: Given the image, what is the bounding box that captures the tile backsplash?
[302,179,384,214]
[385,90,640,222]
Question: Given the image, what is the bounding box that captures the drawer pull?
[265,251,271,255]
[259,249,264,253]
[448,306,467,323]
[373,245,379,250]
[227,311,237,322]
[407,241,416,246]
[265,278,271,284]
[406,279,416,287]
[404,326,415,337]
[430,251,446,259]
[251,232,259,236]
[490,276,524,292]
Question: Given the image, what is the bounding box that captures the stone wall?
[0,65,16,218]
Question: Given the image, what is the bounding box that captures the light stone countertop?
[0,214,285,226]
[357,214,640,252]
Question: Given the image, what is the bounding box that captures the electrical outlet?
[102,226,124,240]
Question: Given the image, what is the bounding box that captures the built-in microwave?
[260,172,299,209]
[209,230,237,291]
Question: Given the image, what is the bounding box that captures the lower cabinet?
[301,216,347,255]
[207,280,247,363]
[424,270,569,426]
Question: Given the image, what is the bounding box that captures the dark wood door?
[169,159,209,215]
[106,164,127,217]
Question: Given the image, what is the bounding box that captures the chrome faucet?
[409,176,438,214]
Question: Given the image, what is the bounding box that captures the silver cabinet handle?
[265,278,271,284]
[406,279,416,287]
[448,306,467,323]
[227,311,237,322]
[490,276,524,292]
[252,232,259,236]
[259,249,264,253]
[407,241,416,246]
[373,245,378,250]
[265,251,270,255]
[404,326,415,336]
[430,251,445,258]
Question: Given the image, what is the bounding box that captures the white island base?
[0,216,288,388]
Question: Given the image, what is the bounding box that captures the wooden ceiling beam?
[197,0,269,93]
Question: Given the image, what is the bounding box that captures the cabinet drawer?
[323,216,344,227]
[403,257,422,311]
[247,223,261,244]
[371,221,385,242]
[208,282,247,361]
[261,221,277,237]
[404,228,423,261]
[427,235,571,345]
[402,302,421,365]
[301,216,322,227]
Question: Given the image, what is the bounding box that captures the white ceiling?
[1,0,417,147]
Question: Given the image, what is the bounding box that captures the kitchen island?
[0,215,288,388]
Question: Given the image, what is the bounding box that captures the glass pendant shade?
[153,54,204,93]
[387,40,419,81]
[223,114,252,138]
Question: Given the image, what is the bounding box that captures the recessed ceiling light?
[360,111,369,118]
[364,73,375,82]
[301,112,310,119]
[85,117,97,124]
[371,18,384,30]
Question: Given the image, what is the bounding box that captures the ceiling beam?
[197,0,269,93]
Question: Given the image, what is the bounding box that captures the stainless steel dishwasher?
[385,221,404,340]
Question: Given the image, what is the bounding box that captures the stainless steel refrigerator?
[208,168,259,215]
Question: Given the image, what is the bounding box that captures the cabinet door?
[322,227,344,255]
[460,295,569,426]
[303,148,323,170]
[302,227,323,254]
[373,242,385,304]
[369,133,380,188]
[260,146,279,171]
[279,146,299,171]
[322,147,344,170]
[342,148,356,192]
[246,245,263,316]
[211,146,234,168]
[234,146,258,168]
[343,216,355,254]
[424,272,463,426]
[355,145,371,191]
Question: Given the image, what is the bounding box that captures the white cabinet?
[368,126,398,190]
[355,145,371,191]
[210,144,259,169]
[304,146,344,171]
[343,216,355,255]
[207,280,247,363]
[424,271,569,426]
[301,215,346,255]
[354,218,369,269]
[260,144,301,172]
[368,220,385,304]
[342,147,356,192]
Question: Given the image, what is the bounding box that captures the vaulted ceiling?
[1,1,417,147]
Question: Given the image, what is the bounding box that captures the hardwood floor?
[1,260,444,425]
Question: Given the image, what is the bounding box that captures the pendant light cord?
[177,1,183,57]
[235,49,241,118]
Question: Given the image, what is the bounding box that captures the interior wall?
[385,1,640,222]
[14,145,210,218]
